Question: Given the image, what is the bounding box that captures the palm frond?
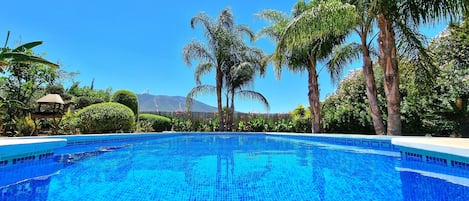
[399,0,467,25]
[0,52,59,68]
[281,0,358,49]
[255,9,289,23]
[395,20,438,89]
[182,41,214,66]
[236,90,270,112]
[190,13,218,47]
[185,85,216,111]
[235,24,255,42]
[255,10,290,41]
[218,8,235,29]
[194,62,214,85]
[326,42,362,84]
[12,41,43,52]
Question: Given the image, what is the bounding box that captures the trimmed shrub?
[77,102,135,134]
[139,114,171,132]
[111,90,138,117]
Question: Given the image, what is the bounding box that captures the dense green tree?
[66,81,112,110]
[0,36,59,135]
[373,0,467,135]
[257,0,357,133]
[425,20,469,136]
[111,90,139,117]
[322,68,385,134]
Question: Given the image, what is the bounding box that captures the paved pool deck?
[0,138,67,160]
[392,137,469,158]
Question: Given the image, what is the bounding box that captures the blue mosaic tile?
[1,134,468,201]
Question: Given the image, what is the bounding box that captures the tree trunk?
[225,93,231,131]
[378,13,401,136]
[230,90,235,131]
[361,36,386,135]
[308,56,321,133]
[216,67,225,131]
[462,117,469,138]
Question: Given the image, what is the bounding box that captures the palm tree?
[223,45,269,130]
[373,0,467,135]
[186,36,269,131]
[183,8,257,131]
[257,0,357,133]
[325,0,386,135]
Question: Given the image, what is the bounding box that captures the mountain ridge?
[137,93,217,113]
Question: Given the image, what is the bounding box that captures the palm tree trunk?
[225,93,230,131]
[361,36,386,135]
[216,67,225,131]
[308,57,321,133]
[230,90,235,131]
[378,13,401,136]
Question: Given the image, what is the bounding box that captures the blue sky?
[1,0,447,113]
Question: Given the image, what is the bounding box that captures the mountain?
[137,93,217,112]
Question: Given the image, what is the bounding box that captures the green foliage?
[14,115,35,136]
[236,116,267,132]
[76,102,135,134]
[0,46,60,135]
[290,104,311,132]
[196,118,219,132]
[171,118,193,132]
[396,21,469,136]
[58,111,80,135]
[321,69,383,134]
[1,62,58,116]
[111,90,138,117]
[136,120,153,133]
[271,119,294,132]
[139,114,171,132]
[67,82,112,110]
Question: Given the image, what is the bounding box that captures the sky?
[1,0,448,113]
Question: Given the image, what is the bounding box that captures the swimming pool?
[1,134,468,200]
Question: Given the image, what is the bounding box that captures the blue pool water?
[1,134,468,201]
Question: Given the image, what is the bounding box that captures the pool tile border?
[1,133,468,174]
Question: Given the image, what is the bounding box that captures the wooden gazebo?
[31,94,65,135]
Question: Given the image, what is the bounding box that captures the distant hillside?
[137,93,217,112]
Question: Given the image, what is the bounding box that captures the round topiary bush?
[77,102,135,134]
[139,114,171,132]
[111,90,138,117]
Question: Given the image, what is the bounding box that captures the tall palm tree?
[325,0,386,135]
[223,45,269,130]
[183,8,254,131]
[186,34,269,130]
[373,0,467,135]
[257,0,357,133]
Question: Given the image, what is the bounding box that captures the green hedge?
[139,114,171,132]
[111,90,138,117]
[77,102,135,134]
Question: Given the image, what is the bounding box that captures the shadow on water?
[0,144,130,201]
